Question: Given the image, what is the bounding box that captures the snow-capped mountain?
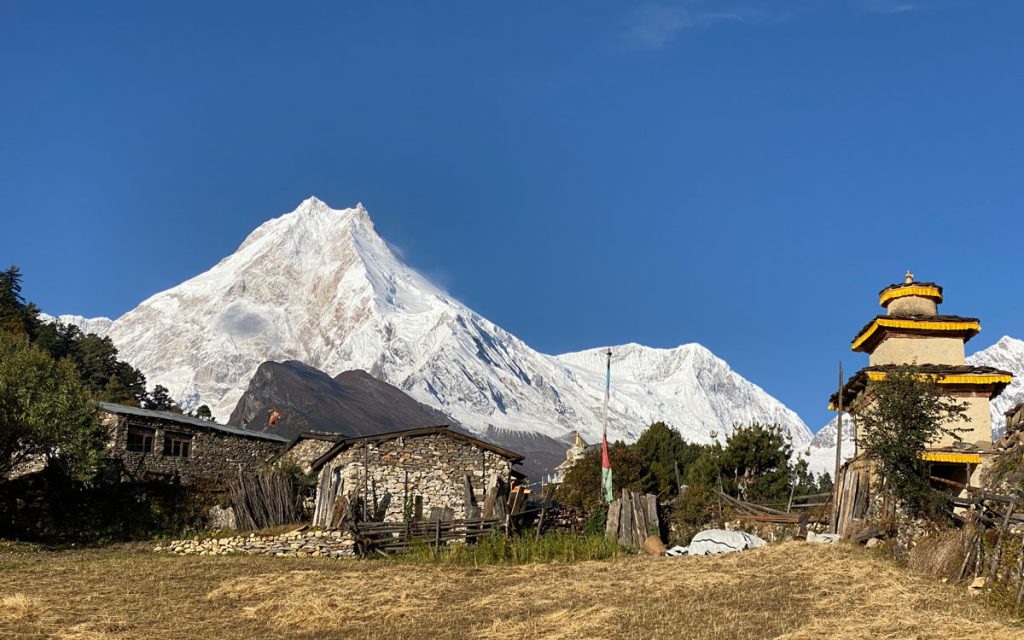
[555,344,812,447]
[968,336,1024,435]
[799,415,856,477]
[52,197,813,448]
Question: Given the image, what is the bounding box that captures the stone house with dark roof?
[99,402,288,485]
[308,426,524,526]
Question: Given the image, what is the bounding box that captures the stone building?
[830,273,1012,487]
[100,402,288,485]
[310,426,523,524]
[549,431,589,484]
[278,431,345,475]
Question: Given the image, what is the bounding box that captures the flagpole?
[601,348,613,503]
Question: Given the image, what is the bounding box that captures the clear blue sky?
[2,1,1022,431]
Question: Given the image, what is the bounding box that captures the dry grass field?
[2,541,1023,640]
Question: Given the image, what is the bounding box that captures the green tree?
[144,385,177,412]
[193,405,214,422]
[855,365,968,515]
[717,423,794,502]
[0,266,41,338]
[631,421,707,498]
[557,442,647,512]
[0,332,104,482]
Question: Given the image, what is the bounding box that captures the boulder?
[806,532,841,544]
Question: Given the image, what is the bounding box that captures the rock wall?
[157,528,355,557]
[320,433,514,522]
[282,437,337,475]
[103,412,285,485]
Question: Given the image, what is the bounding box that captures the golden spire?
[574,430,583,448]
[904,270,914,284]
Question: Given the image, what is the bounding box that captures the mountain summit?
[57,198,814,448]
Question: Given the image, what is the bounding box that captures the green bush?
[672,483,718,545]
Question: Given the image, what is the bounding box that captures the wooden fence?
[927,475,1024,610]
[720,492,812,533]
[605,490,659,548]
[353,517,503,554]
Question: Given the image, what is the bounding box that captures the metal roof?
[98,402,290,443]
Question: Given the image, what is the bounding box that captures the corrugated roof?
[98,402,290,443]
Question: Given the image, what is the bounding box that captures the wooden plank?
[463,474,476,507]
[618,490,633,547]
[736,513,803,524]
[605,499,621,541]
[632,492,647,546]
[481,480,498,519]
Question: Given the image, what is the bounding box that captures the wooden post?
[988,499,1016,580]
[362,444,369,523]
[1015,531,1024,614]
[535,484,553,540]
[832,362,844,534]
[605,498,621,541]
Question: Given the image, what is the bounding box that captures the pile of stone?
[155,527,355,558]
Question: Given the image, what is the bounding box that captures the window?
[163,432,193,458]
[126,426,155,453]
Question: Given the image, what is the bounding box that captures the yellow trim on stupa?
[921,451,981,464]
[864,371,1012,385]
[851,318,981,351]
[828,371,1012,410]
[879,285,943,307]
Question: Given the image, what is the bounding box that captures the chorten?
[551,431,588,484]
[830,272,1012,480]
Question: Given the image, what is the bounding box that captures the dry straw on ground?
[1,541,1022,639]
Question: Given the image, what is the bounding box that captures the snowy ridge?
[39,313,114,337]
[799,415,856,477]
[968,336,1024,436]
[53,197,815,447]
[555,343,812,447]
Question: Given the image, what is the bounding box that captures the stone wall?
[1007,404,1024,433]
[157,528,355,557]
[103,412,285,485]
[282,437,337,475]
[319,433,515,522]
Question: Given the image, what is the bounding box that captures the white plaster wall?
[869,335,965,367]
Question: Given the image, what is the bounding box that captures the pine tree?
[193,405,214,422]
[144,385,177,412]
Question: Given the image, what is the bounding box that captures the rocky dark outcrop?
[227,361,456,440]
[227,361,570,481]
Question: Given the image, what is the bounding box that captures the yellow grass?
[1,542,1022,639]
[0,594,46,624]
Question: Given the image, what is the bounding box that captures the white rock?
[806,532,841,544]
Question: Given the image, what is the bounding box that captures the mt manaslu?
[56,197,818,453]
